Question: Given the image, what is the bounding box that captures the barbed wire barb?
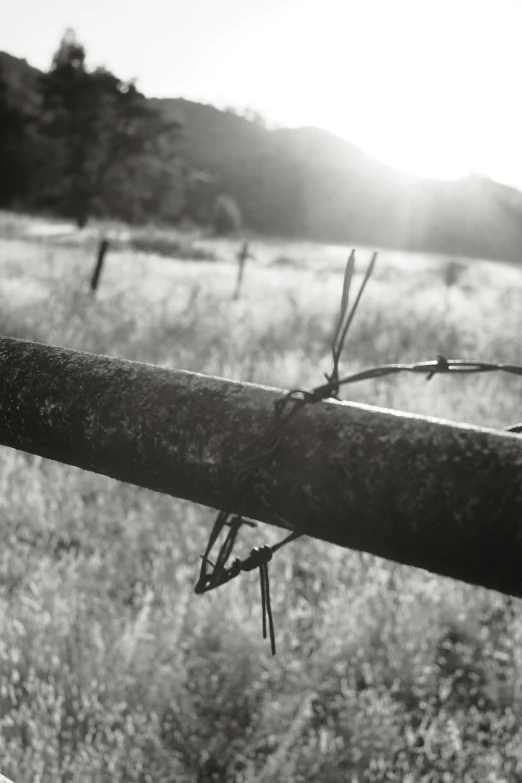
[193,246,522,654]
[194,249,379,654]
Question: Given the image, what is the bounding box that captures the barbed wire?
[194,249,522,655]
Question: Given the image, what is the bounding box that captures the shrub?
[129,235,216,261]
[212,194,242,236]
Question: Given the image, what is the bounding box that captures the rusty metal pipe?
[1,336,522,597]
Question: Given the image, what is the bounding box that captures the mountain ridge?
[3,50,522,262]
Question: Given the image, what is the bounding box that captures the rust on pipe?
[1,336,522,597]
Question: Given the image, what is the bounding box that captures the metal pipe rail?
[1,336,522,597]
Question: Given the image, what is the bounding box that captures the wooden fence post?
[90,238,110,294]
[233,241,253,300]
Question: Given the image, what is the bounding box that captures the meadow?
[0,210,522,782]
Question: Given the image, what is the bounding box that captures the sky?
[3,0,522,188]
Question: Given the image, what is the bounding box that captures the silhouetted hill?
[3,50,522,262]
[0,51,40,110]
[155,97,522,261]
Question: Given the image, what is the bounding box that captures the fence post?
[233,241,253,300]
[90,238,110,294]
[1,335,522,598]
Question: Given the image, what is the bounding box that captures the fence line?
[1,335,522,600]
[90,237,110,293]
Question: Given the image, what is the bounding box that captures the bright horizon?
[3,0,522,189]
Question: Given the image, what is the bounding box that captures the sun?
[258,0,522,186]
[2,0,522,187]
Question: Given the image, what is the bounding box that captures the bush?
[212,194,242,236]
[129,235,216,261]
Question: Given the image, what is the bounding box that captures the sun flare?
[2,0,522,187]
[251,0,522,184]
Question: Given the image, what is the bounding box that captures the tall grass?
[0,213,522,781]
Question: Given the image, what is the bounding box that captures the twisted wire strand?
[194,248,522,654]
[194,249,381,654]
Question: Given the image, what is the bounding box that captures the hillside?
[3,49,522,262]
[0,51,41,110]
[156,97,522,261]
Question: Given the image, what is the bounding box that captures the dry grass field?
[1,211,522,781]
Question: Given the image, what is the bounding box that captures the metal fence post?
[0,335,522,598]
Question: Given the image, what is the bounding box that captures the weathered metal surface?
[1,336,522,597]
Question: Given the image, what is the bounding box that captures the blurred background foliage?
[0,216,522,779]
[4,30,522,259]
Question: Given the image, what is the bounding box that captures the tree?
[0,62,34,207]
[181,166,216,224]
[212,194,242,235]
[39,29,182,226]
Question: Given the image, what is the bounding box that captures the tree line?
[0,30,242,233]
